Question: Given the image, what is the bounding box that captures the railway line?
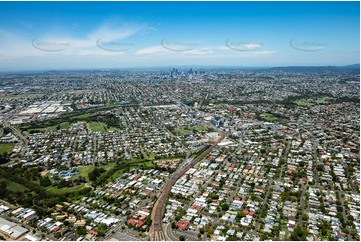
[149,131,226,240]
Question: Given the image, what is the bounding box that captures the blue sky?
[0,1,359,70]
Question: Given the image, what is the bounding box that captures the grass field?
[46,184,86,194]
[293,96,334,106]
[0,143,16,154]
[72,163,115,183]
[28,122,70,132]
[77,166,95,182]
[88,122,119,132]
[4,180,28,192]
[111,169,124,180]
[260,113,280,122]
[130,161,153,170]
[141,149,157,160]
[293,98,312,107]
[88,122,108,132]
[316,97,334,104]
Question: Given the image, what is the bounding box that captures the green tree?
[40,176,52,187]
[221,203,229,211]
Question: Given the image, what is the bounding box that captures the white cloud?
[135,45,168,55]
[240,43,262,49]
[252,50,277,55]
[0,22,146,58]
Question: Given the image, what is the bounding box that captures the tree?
[40,176,52,187]
[221,203,229,211]
[316,164,324,171]
[237,211,247,220]
[0,153,10,165]
[76,226,86,236]
[54,232,61,239]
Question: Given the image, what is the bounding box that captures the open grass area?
[72,163,115,183]
[88,122,107,132]
[192,125,208,132]
[174,128,192,135]
[316,97,334,104]
[107,127,119,131]
[46,184,86,194]
[28,122,70,133]
[130,161,154,170]
[260,113,280,122]
[293,96,334,106]
[76,166,95,182]
[110,160,153,180]
[4,180,28,192]
[100,162,116,171]
[141,149,157,160]
[87,122,119,132]
[0,143,16,154]
[293,98,312,107]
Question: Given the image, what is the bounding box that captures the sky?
[0,1,359,71]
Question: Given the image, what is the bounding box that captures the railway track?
[149,131,226,240]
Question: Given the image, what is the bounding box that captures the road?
[164,223,179,241]
[336,190,353,241]
[254,178,273,233]
[298,184,307,228]
[340,156,356,193]
[149,131,226,241]
[312,141,320,186]
[0,123,29,166]
[278,140,291,182]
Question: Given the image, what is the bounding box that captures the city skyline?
[0,1,359,71]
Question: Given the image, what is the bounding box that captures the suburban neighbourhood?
[0,68,359,241]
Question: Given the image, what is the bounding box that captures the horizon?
[0,1,359,71]
[0,63,360,74]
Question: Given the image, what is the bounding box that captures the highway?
[149,131,226,241]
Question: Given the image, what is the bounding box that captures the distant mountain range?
[267,64,360,74]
